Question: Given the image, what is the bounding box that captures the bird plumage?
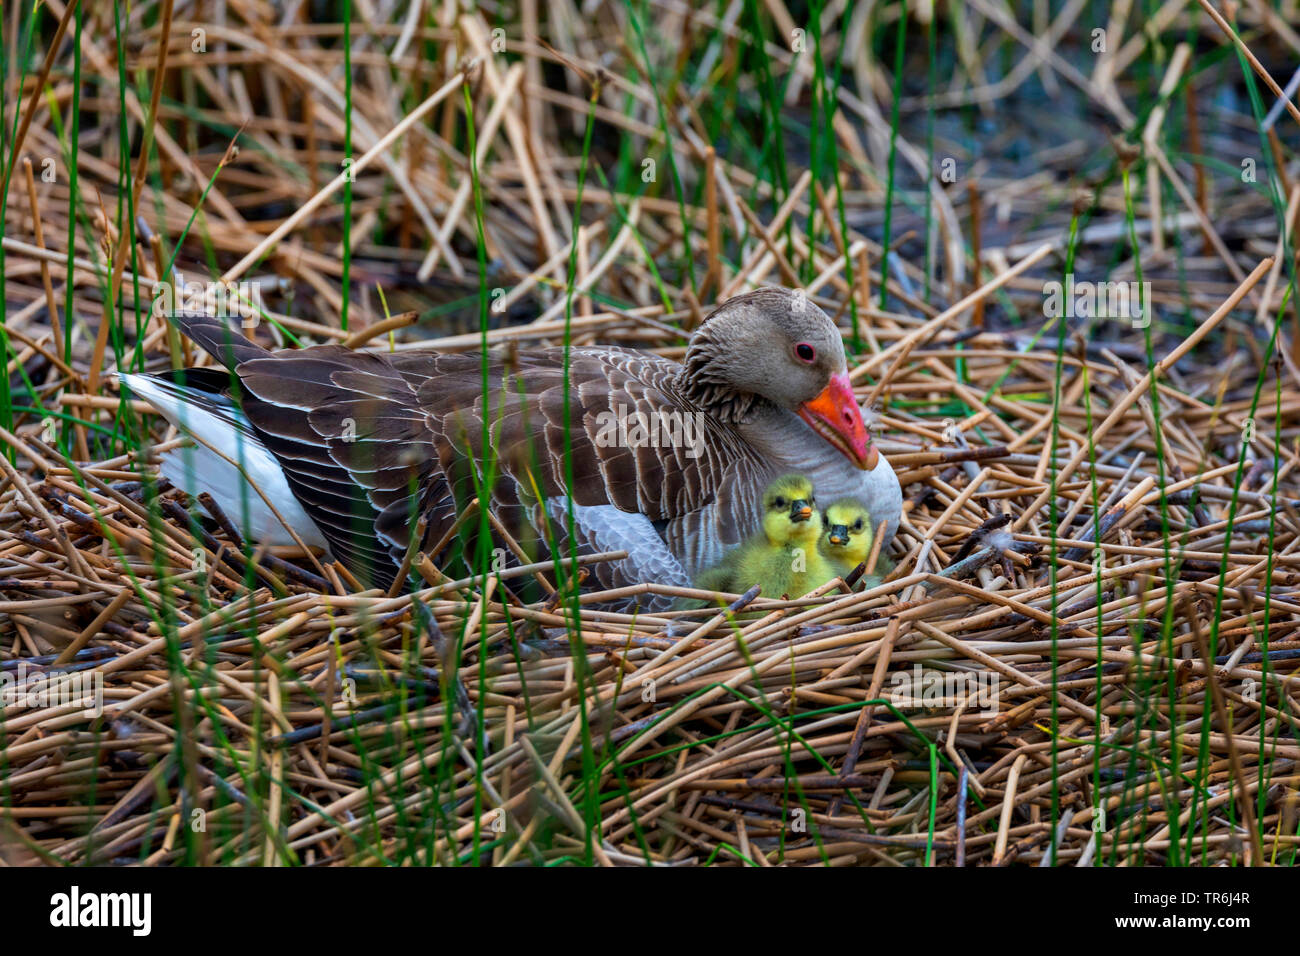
[820,497,876,582]
[132,290,902,604]
[117,370,330,552]
[730,475,834,598]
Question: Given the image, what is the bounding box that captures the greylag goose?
[121,288,902,601]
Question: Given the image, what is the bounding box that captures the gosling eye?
[853,519,864,531]
[794,342,816,363]
[773,496,786,509]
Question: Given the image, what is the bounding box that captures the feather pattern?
[153,295,902,602]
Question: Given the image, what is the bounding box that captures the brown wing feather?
[209,336,762,590]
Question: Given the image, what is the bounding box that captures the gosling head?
[760,474,822,547]
[823,498,874,566]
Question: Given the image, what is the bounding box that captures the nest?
[4,311,1299,865]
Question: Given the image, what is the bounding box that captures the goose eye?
[773,496,786,509]
[794,342,816,363]
[853,519,864,531]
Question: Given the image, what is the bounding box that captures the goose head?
[682,288,877,470]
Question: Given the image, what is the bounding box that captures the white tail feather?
[118,373,329,551]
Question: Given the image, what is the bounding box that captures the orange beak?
[798,372,877,471]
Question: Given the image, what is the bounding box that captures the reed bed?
[2,1,1300,865]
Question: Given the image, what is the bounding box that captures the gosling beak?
[789,499,813,522]
[798,372,878,471]
[828,524,849,546]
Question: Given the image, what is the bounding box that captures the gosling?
[820,497,882,588]
[696,474,835,599]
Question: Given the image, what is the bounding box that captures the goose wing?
[223,338,759,590]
